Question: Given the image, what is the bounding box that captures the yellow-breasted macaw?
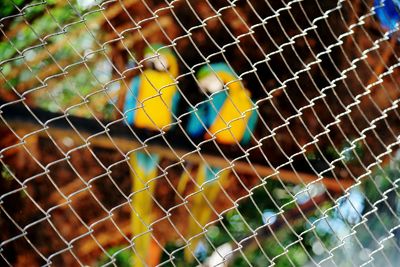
[124,43,180,130]
[182,63,257,261]
[124,43,179,266]
[187,63,257,145]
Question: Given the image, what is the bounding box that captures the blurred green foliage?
[0,0,25,18]
[1,164,13,182]
[1,0,114,118]
[97,246,134,267]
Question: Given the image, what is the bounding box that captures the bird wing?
[187,103,208,138]
[124,76,141,125]
[187,91,227,138]
[207,91,228,126]
[171,89,181,117]
[241,106,258,145]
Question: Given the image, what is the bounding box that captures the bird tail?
[184,164,230,262]
[130,151,160,267]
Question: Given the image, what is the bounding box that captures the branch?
[8,119,354,193]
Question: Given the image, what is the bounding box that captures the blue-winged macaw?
[124,43,180,130]
[187,63,257,145]
[374,0,400,33]
[182,63,258,261]
[124,43,179,266]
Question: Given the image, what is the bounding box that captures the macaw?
[124,43,180,266]
[183,63,258,261]
[187,63,257,146]
[374,0,400,32]
[124,43,180,131]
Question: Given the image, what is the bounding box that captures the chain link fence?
[1,0,400,266]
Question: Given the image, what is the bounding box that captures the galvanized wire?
[1,0,400,266]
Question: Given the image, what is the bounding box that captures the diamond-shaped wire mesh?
[1,0,400,266]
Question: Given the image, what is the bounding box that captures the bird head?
[196,63,242,94]
[143,43,179,77]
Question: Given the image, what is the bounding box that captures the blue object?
[136,151,160,175]
[241,110,258,145]
[205,166,224,182]
[187,91,227,138]
[171,89,181,116]
[187,91,257,146]
[124,76,140,125]
[374,0,400,32]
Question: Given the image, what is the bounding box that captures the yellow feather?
[184,166,231,261]
[166,53,179,78]
[208,88,253,144]
[135,70,178,131]
[130,153,158,267]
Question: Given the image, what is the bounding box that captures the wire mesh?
[1,0,400,266]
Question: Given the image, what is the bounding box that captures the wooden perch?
[9,119,354,193]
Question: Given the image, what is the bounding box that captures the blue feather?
[374,0,400,32]
[124,76,141,125]
[187,92,227,138]
[136,152,160,175]
[171,90,181,116]
[187,104,208,138]
[241,109,258,145]
[205,166,223,182]
[207,91,227,127]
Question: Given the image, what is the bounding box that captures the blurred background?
[2,0,400,266]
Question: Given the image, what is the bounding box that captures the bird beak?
[145,54,169,72]
[199,74,224,94]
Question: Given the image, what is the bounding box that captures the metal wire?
[1,0,400,266]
